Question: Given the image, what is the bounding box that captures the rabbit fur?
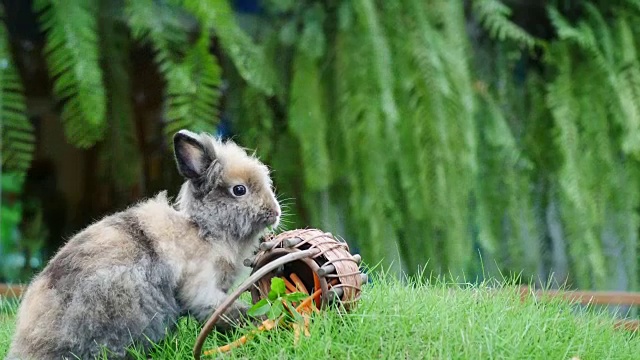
[6,130,281,360]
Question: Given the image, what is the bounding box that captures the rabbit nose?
[270,207,281,219]
[265,206,280,225]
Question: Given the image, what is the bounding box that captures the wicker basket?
[247,228,364,310]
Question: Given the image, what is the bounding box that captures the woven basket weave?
[248,228,363,310]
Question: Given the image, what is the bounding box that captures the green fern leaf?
[184,0,276,96]
[333,15,397,268]
[548,6,600,55]
[353,0,400,154]
[472,0,537,49]
[126,0,197,62]
[288,47,330,191]
[614,16,640,158]
[547,6,613,84]
[126,0,222,143]
[163,36,222,139]
[619,0,640,13]
[33,0,106,148]
[583,3,615,64]
[231,84,275,159]
[546,43,608,289]
[97,0,141,190]
[0,8,34,178]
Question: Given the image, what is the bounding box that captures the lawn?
[1,275,639,359]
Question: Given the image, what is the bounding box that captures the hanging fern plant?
[97,0,141,192]
[0,5,34,181]
[287,4,330,192]
[125,0,222,145]
[184,0,276,97]
[33,0,107,148]
[472,0,538,49]
[4,0,640,293]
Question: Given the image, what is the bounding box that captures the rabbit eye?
[231,185,247,197]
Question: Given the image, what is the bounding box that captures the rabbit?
[6,129,281,360]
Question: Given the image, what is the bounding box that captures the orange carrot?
[206,334,249,354]
[312,272,322,307]
[296,288,322,312]
[204,319,277,355]
[283,277,297,293]
[289,273,309,294]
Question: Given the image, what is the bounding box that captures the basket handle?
[193,248,320,359]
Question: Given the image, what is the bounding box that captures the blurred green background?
[1,0,638,292]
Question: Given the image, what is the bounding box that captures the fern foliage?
[288,48,330,191]
[332,2,395,266]
[233,0,640,289]
[125,0,222,144]
[164,35,222,137]
[185,0,275,96]
[5,0,640,293]
[33,0,106,148]
[532,2,640,289]
[472,0,537,49]
[0,7,34,179]
[97,0,141,191]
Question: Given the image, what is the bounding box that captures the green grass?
[1,296,18,358]
[1,275,639,359]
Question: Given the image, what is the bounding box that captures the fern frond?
[234,84,275,158]
[333,13,398,268]
[546,43,608,288]
[97,1,141,190]
[437,0,478,179]
[126,0,195,66]
[619,0,640,14]
[184,0,276,96]
[608,159,640,292]
[163,36,222,138]
[33,0,106,147]
[353,0,400,153]
[415,0,479,274]
[472,0,537,49]
[0,8,34,178]
[379,0,433,226]
[614,16,640,157]
[548,6,600,54]
[287,47,330,191]
[547,6,613,79]
[126,0,222,143]
[288,4,333,192]
[583,3,615,64]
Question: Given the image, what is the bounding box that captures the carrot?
[204,318,277,355]
[296,288,323,312]
[289,273,309,294]
[206,334,249,354]
[283,277,297,293]
[313,272,321,306]
[312,275,322,308]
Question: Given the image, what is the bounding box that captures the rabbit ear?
[173,130,213,179]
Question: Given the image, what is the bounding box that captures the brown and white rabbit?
[6,129,281,360]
